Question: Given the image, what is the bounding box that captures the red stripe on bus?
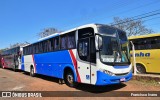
[69,50,81,82]
[32,55,36,73]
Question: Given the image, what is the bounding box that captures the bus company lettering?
[131,52,150,57]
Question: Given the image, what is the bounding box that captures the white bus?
[21,24,132,87]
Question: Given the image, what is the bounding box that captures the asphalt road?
[0,68,160,100]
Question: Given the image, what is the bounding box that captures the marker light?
[99,69,115,76]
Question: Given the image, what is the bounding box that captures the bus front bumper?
[95,71,132,85]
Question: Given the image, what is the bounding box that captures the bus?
[21,24,132,87]
[1,46,22,71]
[0,54,2,67]
[129,33,160,74]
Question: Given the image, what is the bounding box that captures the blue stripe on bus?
[31,50,77,81]
[95,70,132,85]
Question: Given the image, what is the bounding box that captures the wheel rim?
[136,66,141,72]
[67,74,73,84]
[136,65,145,73]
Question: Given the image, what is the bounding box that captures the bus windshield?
[97,25,130,65]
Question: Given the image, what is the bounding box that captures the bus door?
[77,28,96,84]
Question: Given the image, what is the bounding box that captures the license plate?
[120,78,126,82]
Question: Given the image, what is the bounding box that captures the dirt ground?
[0,68,160,100]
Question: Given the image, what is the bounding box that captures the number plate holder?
[120,78,126,82]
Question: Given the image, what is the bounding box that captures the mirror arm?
[96,50,100,52]
[95,33,102,36]
[95,33,99,35]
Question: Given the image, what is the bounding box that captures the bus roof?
[128,33,160,40]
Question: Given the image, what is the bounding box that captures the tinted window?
[130,36,160,50]
[78,28,94,39]
[78,27,96,63]
[60,35,68,50]
[23,32,76,55]
[68,31,76,49]
[78,39,89,61]
[39,42,43,53]
[54,37,59,50]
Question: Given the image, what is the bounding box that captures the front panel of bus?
[95,25,132,85]
[1,47,21,69]
[76,25,132,85]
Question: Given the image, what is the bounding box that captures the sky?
[0,0,160,49]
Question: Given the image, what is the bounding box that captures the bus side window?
[151,37,160,49]
[29,46,32,54]
[68,31,76,49]
[79,43,83,56]
[51,38,54,51]
[54,37,59,51]
[60,35,68,50]
[33,45,36,54]
[43,41,47,52]
[146,38,152,49]
[155,37,160,49]
[36,43,39,53]
[47,40,52,52]
[78,27,95,62]
[39,42,43,53]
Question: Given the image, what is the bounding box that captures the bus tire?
[64,70,77,87]
[136,64,146,74]
[30,66,35,77]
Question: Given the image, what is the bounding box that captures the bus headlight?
[99,69,115,76]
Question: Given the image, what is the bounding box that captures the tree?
[0,42,29,53]
[111,17,154,37]
[37,28,61,38]
[10,42,30,48]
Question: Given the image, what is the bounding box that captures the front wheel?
[64,71,77,87]
[30,67,35,77]
[136,64,146,74]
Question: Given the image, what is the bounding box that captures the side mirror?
[98,36,103,50]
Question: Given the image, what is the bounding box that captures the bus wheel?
[64,70,76,87]
[136,64,146,74]
[30,66,35,77]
